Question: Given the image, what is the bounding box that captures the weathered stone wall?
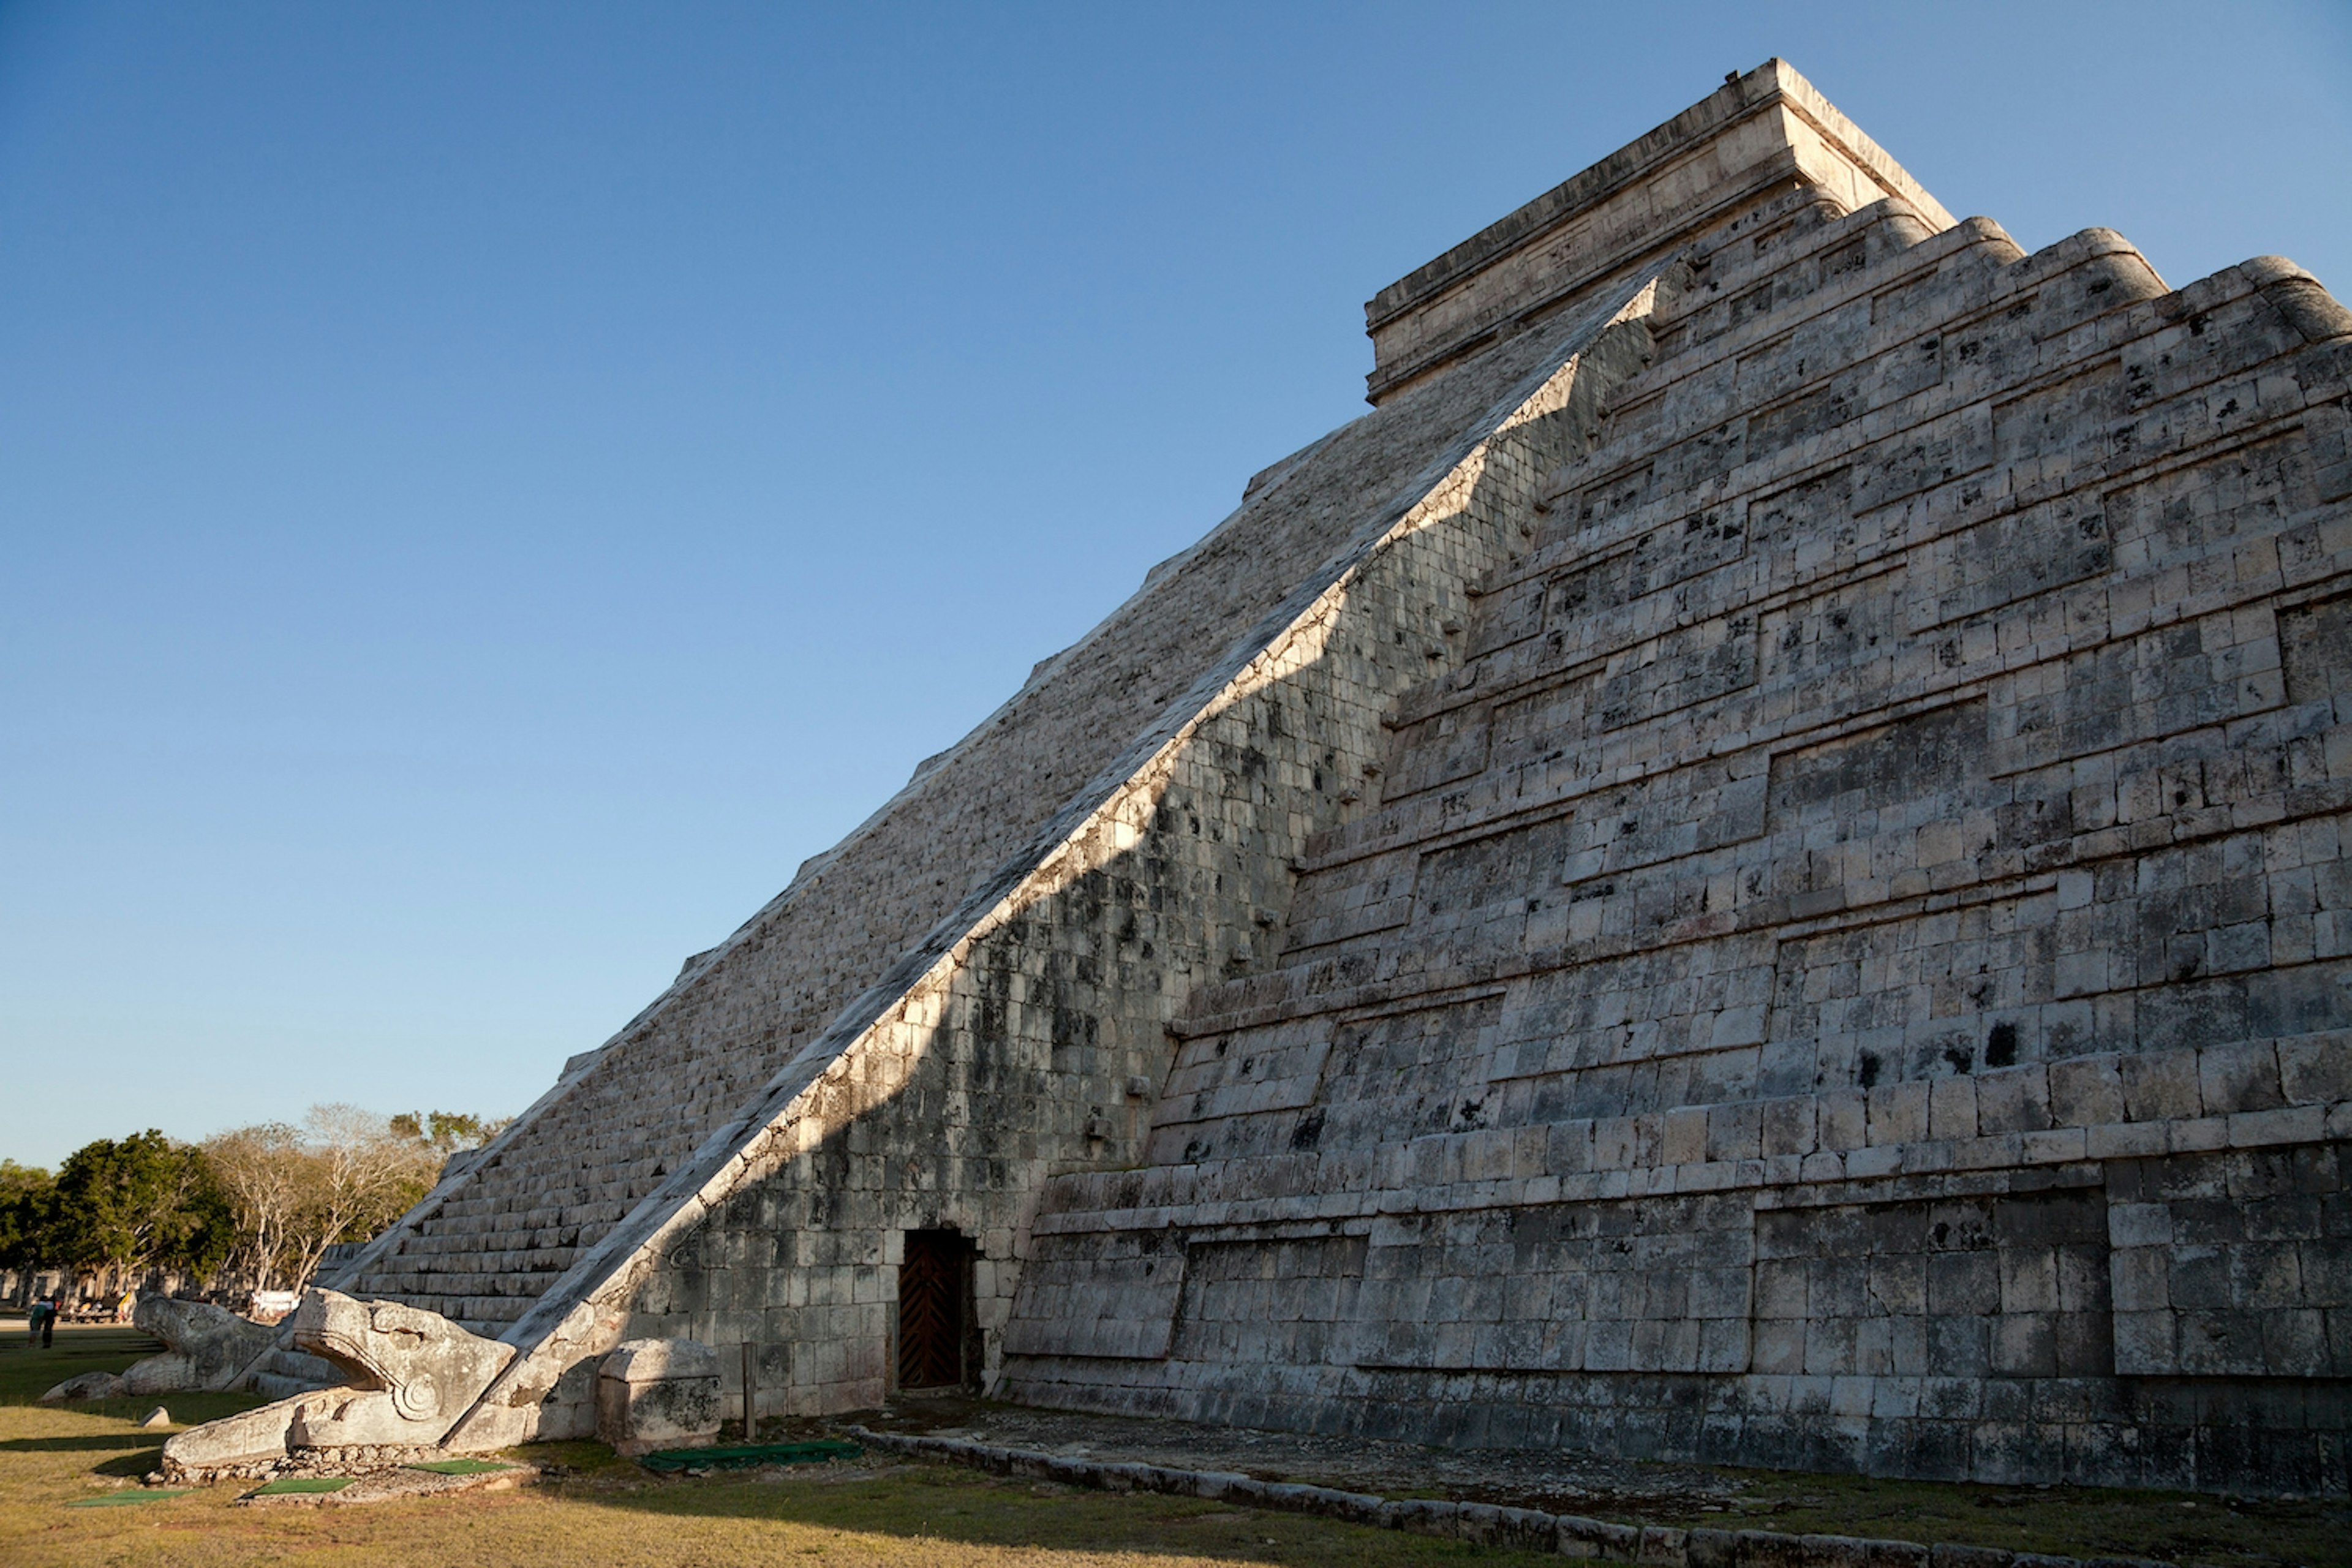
[398,264,1678,1446]
[338,267,1644,1341]
[1003,189,2352,1494]
[556,288,1665,1430]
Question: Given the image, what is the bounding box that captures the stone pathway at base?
[850,1399,1744,1518]
[832,1420,2182,1568]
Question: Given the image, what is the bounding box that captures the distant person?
[28,1295,53,1349]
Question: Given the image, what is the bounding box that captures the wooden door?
[897,1229,967,1389]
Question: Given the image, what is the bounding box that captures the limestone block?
[116,1358,198,1396]
[161,1390,344,1479]
[597,1338,723,1455]
[118,1297,277,1395]
[38,1370,123,1403]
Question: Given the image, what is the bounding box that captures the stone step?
[246,1344,341,1400]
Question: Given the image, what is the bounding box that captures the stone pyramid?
[331,60,2352,1493]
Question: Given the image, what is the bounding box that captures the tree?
[388,1109,511,1153]
[202,1104,505,1293]
[199,1123,310,1295]
[287,1103,441,1291]
[45,1132,227,1292]
[0,1160,56,1275]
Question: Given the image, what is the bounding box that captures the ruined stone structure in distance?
[332,61,2352,1494]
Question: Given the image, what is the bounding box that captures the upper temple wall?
[1363,59,1954,407]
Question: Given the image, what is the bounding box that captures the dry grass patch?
[1618,1470,2350,1567]
[0,1325,1548,1568]
[5,1323,2346,1567]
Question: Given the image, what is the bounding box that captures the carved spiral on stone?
[391,1370,440,1422]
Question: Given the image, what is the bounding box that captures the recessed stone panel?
[1765,699,1985,828]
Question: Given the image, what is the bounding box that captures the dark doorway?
[897,1228,974,1390]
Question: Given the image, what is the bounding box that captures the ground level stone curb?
[833,1426,2177,1568]
[233,1463,538,1507]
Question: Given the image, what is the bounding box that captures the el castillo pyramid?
[313,61,2352,1492]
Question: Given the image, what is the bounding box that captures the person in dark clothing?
[26,1297,51,1349]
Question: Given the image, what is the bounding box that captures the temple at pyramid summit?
[188,59,2352,1493]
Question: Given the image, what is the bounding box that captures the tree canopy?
[43,1131,228,1284]
[0,1159,55,1273]
[203,1104,506,1293]
[3,1106,507,1295]
[389,1109,507,1152]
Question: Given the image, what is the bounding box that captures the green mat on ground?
[405,1458,511,1476]
[639,1439,862,1472]
[250,1476,354,1494]
[67,1488,192,1507]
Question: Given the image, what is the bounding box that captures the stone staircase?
[340,293,1592,1336]
[247,1343,341,1401]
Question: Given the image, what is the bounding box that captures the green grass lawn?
[2,1319,2345,1567]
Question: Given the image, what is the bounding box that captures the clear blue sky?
[4,2,2348,1169]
